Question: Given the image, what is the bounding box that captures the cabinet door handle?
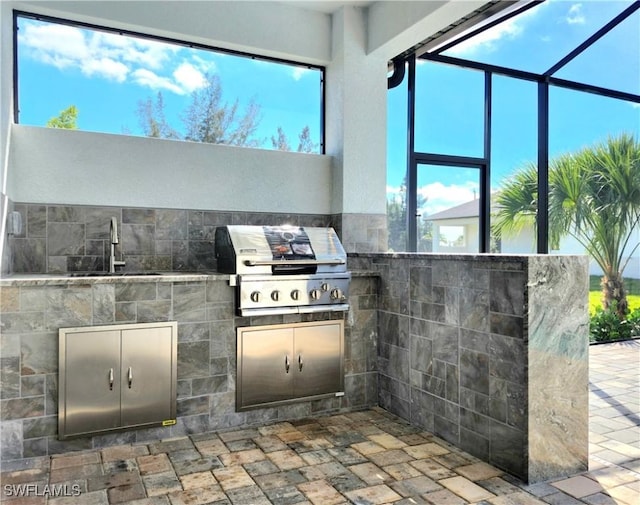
[298,354,303,372]
[285,356,290,373]
[109,368,114,390]
[127,367,133,388]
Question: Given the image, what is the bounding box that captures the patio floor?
[1,341,638,505]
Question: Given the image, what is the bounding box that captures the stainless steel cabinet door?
[238,327,294,408]
[294,322,343,398]
[61,330,121,437]
[121,326,174,427]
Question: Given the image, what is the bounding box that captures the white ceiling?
[279,1,373,13]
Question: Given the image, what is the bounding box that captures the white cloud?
[292,67,309,81]
[566,3,586,25]
[131,69,186,95]
[173,62,207,92]
[19,19,203,94]
[447,17,523,56]
[190,54,216,73]
[122,38,178,70]
[19,22,89,69]
[81,58,129,82]
[446,1,550,57]
[418,182,479,216]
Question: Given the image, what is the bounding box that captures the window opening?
[418,164,481,253]
[14,12,325,154]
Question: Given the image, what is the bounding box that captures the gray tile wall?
[332,213,388,253]
[7,204,333,274]
[350,252,589,483]
[0,274,379,462]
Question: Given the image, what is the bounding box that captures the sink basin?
[120,272,162,276]
[67,272,162,277]
[67,272,110,277]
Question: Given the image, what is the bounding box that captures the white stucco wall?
[327,6,388,215]
[501,226,640,279]
[8,125,333,213]
[430,218,479,254]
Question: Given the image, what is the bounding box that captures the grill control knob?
[309,289,322,301]
[250,291,262,303]
[321,282,330,292]
[290,289,300,301]
[330,288,344,301]
[271,290,281,302]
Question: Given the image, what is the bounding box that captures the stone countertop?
[348,251,584,261]
[0,270,377,286]
[0,272,224,286]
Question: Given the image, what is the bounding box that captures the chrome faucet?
[109,217,126,273]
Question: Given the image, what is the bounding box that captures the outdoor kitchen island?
[0,253,590,484]
[349,252,590,484]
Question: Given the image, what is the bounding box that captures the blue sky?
[387,0,640,216]
[15,1,640,217]
[17,16,322,149]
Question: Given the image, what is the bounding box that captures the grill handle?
[243,259,345,267]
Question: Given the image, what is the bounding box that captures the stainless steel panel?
[237,273,350,313]
[243,259,345,267]
[236,321,344,411]
[239,304,350,317]
[58,322,177,440]
[121,326,175,427]
[59,330,121,438]
[294,321,343,398]
[303,228,347,274]
[237,327,294,409]
[218,225,347,275]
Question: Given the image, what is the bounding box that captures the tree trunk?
[601,273,629,319]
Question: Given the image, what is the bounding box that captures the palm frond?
[493,133,640,281]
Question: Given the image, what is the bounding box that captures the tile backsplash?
[7,203,332,274]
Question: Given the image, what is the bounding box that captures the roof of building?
[424,199,479,221]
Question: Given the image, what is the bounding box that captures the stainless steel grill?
[215,225,350,316]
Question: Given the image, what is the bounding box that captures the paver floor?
[1,341,638,504]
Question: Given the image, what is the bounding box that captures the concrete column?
[326,6,388,252]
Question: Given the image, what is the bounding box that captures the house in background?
[425,198,640,279]
[423,198,479,254]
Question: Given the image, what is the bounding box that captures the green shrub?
[590,302,640,342]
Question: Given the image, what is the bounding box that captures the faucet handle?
[110,216,119,244]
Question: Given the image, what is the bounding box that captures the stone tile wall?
[332,213,388,253]
[0,275,379,462]
[6,204,332,274]
[349,252,589,483]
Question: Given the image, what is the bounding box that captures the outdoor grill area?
[1,1,638,504]
[0,249,590,486]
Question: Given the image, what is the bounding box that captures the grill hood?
[215,225,347,276]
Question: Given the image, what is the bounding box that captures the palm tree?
[493,134,640,319]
